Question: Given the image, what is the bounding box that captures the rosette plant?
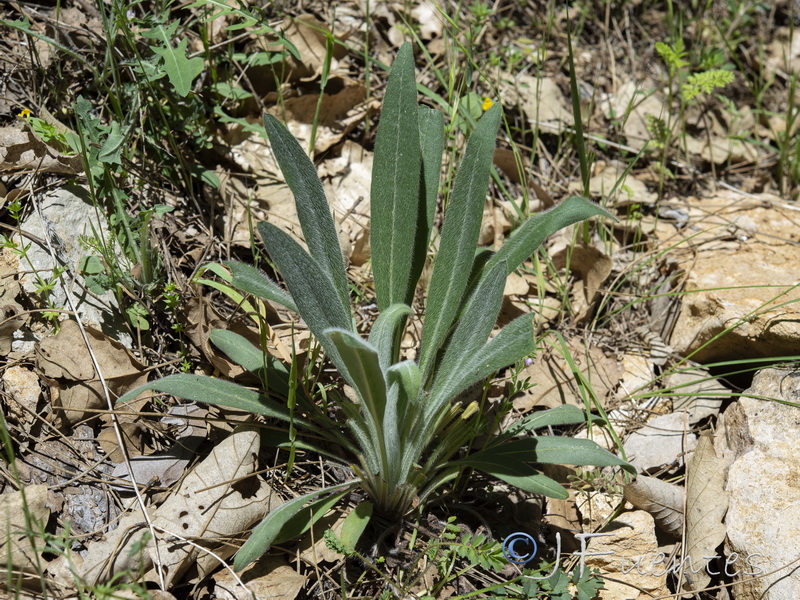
[119,43,633,569]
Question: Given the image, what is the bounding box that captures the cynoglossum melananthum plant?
[118,42,634,570]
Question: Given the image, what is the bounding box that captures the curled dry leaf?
[623,475,684,538]
[683,434,728,592]
[80,426,277,588]
[0,126,82,174]
[35,320,148,426]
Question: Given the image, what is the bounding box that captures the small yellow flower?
[17,108,31,119]
[481,97,494,111]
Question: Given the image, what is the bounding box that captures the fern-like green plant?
[117,42,633,571]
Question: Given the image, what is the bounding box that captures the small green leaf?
[98,121,124,165]
[339,501,373,552]
[149,32,204,97]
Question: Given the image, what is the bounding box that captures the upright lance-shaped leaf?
[419,103,502,374]
[368,303,414,370]
[428,311,535,418]
[324,330,390,471]
[262,114,351,315]
[257,222,353,379]
[370,42,423,310]
[432,259,507,398]
[411,106,445,288]
[485,195,614,277]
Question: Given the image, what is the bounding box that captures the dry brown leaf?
[0,485,50,576]
[683,434,728,592]
[276,78,368,153]
[80,426,277,587]
[623,476,684,538]
[279,16,348,81]
[502,74,573,127]
[35,320,148,426]
[0,249,25,356]
[0,125,82,174]
[550,242,612,308]
[214,556,305,600]
[513,338,622,411]
[320,140,373,264]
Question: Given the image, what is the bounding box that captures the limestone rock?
[584,510,670,600]
[667,192,800,362]
[14,186,130,346]
[718,368,800,600]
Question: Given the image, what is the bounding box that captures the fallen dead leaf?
[80,426,278,587]
[35,320,148,426]
[214,555,305,600]
[0,125,82,174]
[0,485,50,576]
[683,434,728,592]
[623,475,684,538]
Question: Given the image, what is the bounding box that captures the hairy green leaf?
[339,501,373,552]
[465,436,634,473]
[262,114,350,313]
[234,483,354,571]
[224,260,297,312]
[485,195,614,277]
[368,303,413,371]
[412,105,445,289]
[431,259,507,399]
[499,404,592,441]
[115,373,317,431]
[370,42,423,309]
[454,457,568,498]
[257,222,353,377]
[428,312,535,417]
[420,103,502,373]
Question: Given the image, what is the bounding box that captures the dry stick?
[32,190,257,597]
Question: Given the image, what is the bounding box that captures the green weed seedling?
[118,42,634,571]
